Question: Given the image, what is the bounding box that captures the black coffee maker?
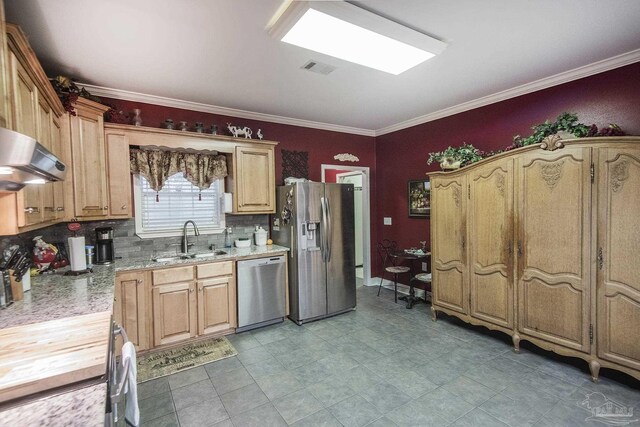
[95,227,115,265]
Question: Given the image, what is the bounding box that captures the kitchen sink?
[152,250,227,262]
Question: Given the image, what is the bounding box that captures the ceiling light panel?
[269,1,447,75]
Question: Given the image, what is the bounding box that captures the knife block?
[9,270,23,301]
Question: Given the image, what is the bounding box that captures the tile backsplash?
[0,215,269,259]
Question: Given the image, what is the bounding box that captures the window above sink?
[133,173,226,238]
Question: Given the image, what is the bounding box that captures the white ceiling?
[5,0,640,135]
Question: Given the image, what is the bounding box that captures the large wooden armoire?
[429,136,640,382]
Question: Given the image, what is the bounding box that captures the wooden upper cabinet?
[468,159,514,329]
[0,3,9,128]
[69,98,110,218]
[431,174,468,315]
[8,51,37,138]
[105,131,132,218]
[596,146,640,371]
[234,145,275,213]
[51,115,66,219]
[516,146,592,353]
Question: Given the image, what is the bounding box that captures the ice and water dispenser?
[299,221,320,251]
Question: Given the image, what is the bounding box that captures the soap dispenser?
[224,227,233,248]
[254,225,267,246]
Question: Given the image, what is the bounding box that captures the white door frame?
[321,164,372,286]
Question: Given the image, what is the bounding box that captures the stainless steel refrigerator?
[272,182,356,325]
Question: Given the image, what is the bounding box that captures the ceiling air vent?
[301,60,335,75]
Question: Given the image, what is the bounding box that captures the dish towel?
[122,341,140,427]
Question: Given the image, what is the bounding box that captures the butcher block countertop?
[0,311,112,404]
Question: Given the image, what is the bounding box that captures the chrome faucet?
[181,220,200,254]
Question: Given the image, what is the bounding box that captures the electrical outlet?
[422,262,427,271]
[383,217,392,225]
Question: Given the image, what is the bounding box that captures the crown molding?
[81,83,376,137]
[374,49,640,136]
[81,49,639,139]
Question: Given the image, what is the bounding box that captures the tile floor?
[138,285,640,427]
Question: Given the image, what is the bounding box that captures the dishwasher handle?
[237,255,285,269]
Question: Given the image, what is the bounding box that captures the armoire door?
[596,147,640,371]
[516,146,591,353]
[469,159,514,329]
[431,174,468,315]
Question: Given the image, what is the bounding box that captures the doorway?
[321,164,372,286]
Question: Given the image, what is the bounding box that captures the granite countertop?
[0,382,106,427]
[0,244,289,329]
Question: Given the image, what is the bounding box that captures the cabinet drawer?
[197,261,233,279]
[152,266,194,285]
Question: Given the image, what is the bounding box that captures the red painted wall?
[324,169,353,183]
[374,62,640,276]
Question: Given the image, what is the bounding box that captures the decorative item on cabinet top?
[227,123,252,139]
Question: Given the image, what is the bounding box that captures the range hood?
[0,127,66,192]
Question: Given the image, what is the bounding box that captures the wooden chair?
[377,240,410,303]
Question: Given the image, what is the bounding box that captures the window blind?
[139,172,224,232]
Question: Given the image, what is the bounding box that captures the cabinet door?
[152,282,197,346]
[469,159,514,328]
[70,108,108,217]
[596,147,640,371]
[235,146,275,213]
[50,115,66,219]
[9,52,41,226]
[0,3,9,128]
[114,271,148,351]
[431,174,468,315]
[197,276,236,335]
[516,147,591,352]
[105,132,132,217]
[37,99,55,222]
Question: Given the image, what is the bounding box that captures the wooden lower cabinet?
[152,281,197,346]
[151,261,236,348]
[198,276,235,335]
[114,271,149,352]
[430,137,640,382]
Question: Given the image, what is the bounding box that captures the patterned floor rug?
[137,336,237,383]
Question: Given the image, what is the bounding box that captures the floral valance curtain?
[130,147,228,192]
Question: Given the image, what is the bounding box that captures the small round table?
[389,250,431,309]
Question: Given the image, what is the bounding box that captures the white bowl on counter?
[235,239,251,248]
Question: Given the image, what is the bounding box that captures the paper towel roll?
[224,193,233,213]
[68,236,87,272]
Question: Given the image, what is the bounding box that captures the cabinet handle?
[517,241,523,256]
[461,236,465,250]
[136,279,143,284]
[597,247,604,270]
[24,207,40,214]
[44,206,54,212]
[507,241,513,255]
[190,288,194,293]
[121,204,127,210]
[56,207,64,211]
[103,206,108,210]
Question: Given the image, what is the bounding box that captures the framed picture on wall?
[408,179,431,218]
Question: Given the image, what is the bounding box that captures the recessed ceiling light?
[269,1,447,75]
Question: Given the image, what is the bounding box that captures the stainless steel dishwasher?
[236,255,286,332]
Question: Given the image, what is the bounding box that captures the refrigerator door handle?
[320,197,328,262]
[325,196,332,262]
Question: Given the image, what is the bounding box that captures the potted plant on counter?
[427,143,484,170]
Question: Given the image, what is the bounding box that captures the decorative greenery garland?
[428,112,626,169]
